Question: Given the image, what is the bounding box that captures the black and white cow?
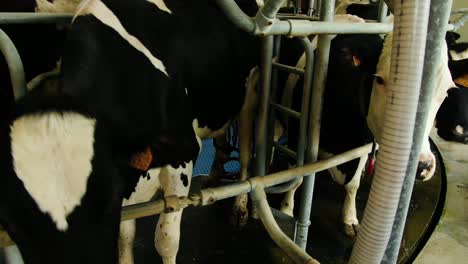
[436,33,468,143]
[270,16,455,236]
[267,32,383,236]
[0,0,260,263]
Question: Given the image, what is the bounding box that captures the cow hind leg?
[119,168,162,264]
[232,67,259,227]
[206,129,230,187]
[342,155,367,237]
[279,176,303,217]
[155,162,193,264]
[119,219,136,264]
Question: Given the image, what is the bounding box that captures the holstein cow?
[271,33,383,236]
[0,1,260,264]
[436,34,468,143]
[367,31,456,180]
[273,22,455,236]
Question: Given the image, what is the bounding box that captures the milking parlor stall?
[1,0,468,263]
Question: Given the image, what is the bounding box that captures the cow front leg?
[155,162,193,264]
[232,67,259,227]
[342,155,367,237]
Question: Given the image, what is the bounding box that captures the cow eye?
[374,75,385,85]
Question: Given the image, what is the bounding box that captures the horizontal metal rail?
[272,62,305,75]
[0,12,72,24]
[0,142,373,248]
[268,20,393,36]
[271,102,301,119]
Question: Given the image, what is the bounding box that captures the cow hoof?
[343,223,360,237]
[279,207,294,217]
[231,205,249,228]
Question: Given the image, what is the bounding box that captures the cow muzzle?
[416,152,436,181]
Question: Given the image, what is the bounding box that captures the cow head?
[367,33,455,181]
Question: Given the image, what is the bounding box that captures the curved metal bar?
[215,0,255,33]
[0,28,26,100]
[251,187,319,264]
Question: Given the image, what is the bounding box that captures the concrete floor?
[413,128,468,264]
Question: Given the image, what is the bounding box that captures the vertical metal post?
[295,0,302,14]
[307,0,315,16]
[295,0,335,249]
[296,38,315,169]
[315,0,322,17]
[377,0,388,22]
[255,36,275,177]
[266,36,282,168]
[381,0,453,263]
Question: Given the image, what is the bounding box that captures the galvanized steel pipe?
[268,20,392,36]
[215,0,392,36]
[255,36,274,177]
[295,0,335,249]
